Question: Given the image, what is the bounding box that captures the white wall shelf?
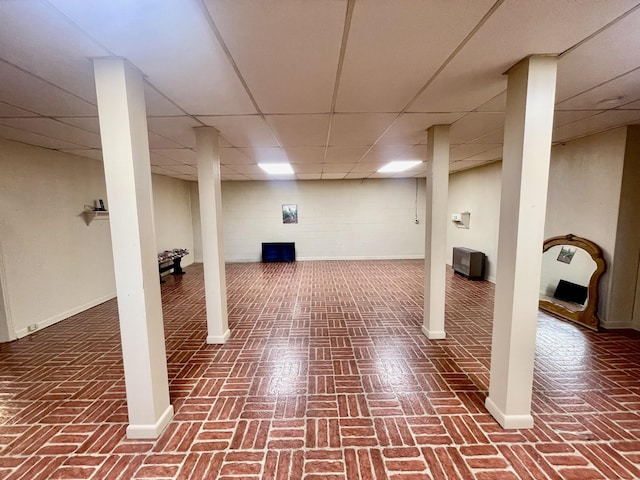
[82,209,109,225]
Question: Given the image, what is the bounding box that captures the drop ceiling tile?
[322,172,347,180]
[0,60,96,116]
[265,114,330,147]
[151,166,175,175]
[323,163,356,173]
[360,145,412,164]
[409,1,638,112]
[337,0,495,112]
[450,144,501,161]
[476,92,507,112]
[60,149,103,162]
[553,109,640,142]
[150,148,198,167]
[0,102,37,117]
[151,149,197,165]
[325,146,369,163]
[292,164,323,174]
[161,164,198,175]
[377,113,466,146]
[344,172,369,179]
[197,115,279,147]
[167,174,197,181]
[617,99,640,109]
[231,163,278,175]
[556,7,640,103]
[463,146,503,162]
[297,174,322,180]
[403,144,428,159]
[56,117,100,134]
[556,67,640,111]
[351,162,385,173]
[233,156,287,173]
[0,117,101,148]
[206,0,345,113]
[49,0,256,115]
[450,159,496,172]
[284,147,324,164]
[144,83,185,116]
[147,116,201,148]
[150,152,183,167]
[222,174,251,181]
[236,147,289,164]
[0,1,107,103]
[553,110,603,128]
[470,129,504,145]
[246,173,274,181]
[450,112,504,144]
[329,113,397,146]
[220,148,255,165]
[0,124,86,150]
[148,132,184,149]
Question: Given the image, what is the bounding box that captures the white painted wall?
[447,128,628,326]
[611,126,640,329]
[152,174,195,268]
[0,139,116,339]
[447,162,502,281]
[0,139,195,339]
[545,128,626,327]
[220,178,426,262]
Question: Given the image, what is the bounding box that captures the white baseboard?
[421,325,446,339]
[126,404,174,439]
[207,329,231,344]
[485,396,534,429]
[15,292,117,339]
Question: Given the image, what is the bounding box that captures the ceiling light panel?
[378,161,422,173]
[258,163,294,175]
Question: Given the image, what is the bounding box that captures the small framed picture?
[557,246,576,264]
[282,204,298,224]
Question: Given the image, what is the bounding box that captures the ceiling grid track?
[352,0,506,177]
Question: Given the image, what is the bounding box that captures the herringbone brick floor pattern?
[1,260,639,479]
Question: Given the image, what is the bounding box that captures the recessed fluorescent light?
[258,163,294,175]
[378,160,422,173]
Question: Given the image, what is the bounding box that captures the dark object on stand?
[262,242,296,262]
[158,248,189,283]
[452,247,485,280]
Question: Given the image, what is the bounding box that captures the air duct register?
[451,212,470,229]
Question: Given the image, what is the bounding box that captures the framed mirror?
[539,234,606,330]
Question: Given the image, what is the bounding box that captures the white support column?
[422,125,450,340]
[93,58,173,439]
[195,127,230,344]
[485,55,558,429]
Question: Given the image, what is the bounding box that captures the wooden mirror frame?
[539,234,606,330]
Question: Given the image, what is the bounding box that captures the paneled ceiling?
[1,0,639,181]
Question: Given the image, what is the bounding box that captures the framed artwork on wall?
[282,204,298,224]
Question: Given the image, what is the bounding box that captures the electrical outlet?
[27,324,38,332]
